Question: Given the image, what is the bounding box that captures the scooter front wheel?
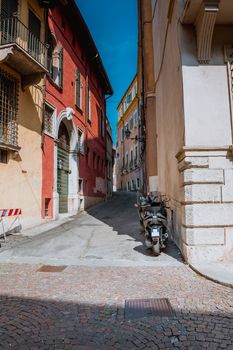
[152,242,160,256]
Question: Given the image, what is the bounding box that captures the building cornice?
[176,145,233,162]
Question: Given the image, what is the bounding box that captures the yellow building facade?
[116,75,142,191]
[0,0,48,233]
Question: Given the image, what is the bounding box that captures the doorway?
[57,121,70,213]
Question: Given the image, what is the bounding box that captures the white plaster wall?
[181,24,233,147]
[183,65,232,146]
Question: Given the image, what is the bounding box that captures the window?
[132,179,135,190]
[44,104,54,135]
[137,178,140,189]
[121,127,124,141]
[134,111,138,127]
[78,178,83,193]
[75,68,82,109]
[126,93,132,104]
[86,79,91,121]
[44,198,51,217]
[130,149,133,162]
[28,10,40,40]
[93,151,96,168]
[135,146,138,165]
[133,83,137,97]
[1,0,18,18]
[78,129,84,154]
[47,31,64,89]
[125,153,128,167]
[86,147,90,165]
[130,117,133,130]
[58,47,63,88]
[0,69,19,148]
[101,159,104,173]
[99,109,104,137]
[28,10,41,59]
[0,149,7,163]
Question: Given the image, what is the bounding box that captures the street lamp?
[125,126,144,142]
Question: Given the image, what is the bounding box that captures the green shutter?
[59,47,63,89]
[76,68,81,108]
[86,79,89,120]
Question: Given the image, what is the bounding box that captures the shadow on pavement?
[0,293,232,349]
[87,192,183,262]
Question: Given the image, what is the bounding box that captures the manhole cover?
[37,265,67,273]
[125,298,174,319]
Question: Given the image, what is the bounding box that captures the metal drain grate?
[125,298,174,319]
[37,265,67,273]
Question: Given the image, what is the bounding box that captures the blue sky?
[76,0,138,144]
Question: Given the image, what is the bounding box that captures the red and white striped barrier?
[0,209,22,218]
[0,209,22,242]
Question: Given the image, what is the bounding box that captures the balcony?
[0,17,48,89]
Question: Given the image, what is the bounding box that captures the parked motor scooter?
[135,193,169,256]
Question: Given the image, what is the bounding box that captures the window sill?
[47,75,63,92]
[0,142,21,152]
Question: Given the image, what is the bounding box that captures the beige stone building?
[0,0,48,234]
[138,0,233,263]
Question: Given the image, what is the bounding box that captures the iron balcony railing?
[0,16,47,68]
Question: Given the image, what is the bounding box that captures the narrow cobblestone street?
[0,193,233,349]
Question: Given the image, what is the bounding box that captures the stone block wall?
[177,149,233,263]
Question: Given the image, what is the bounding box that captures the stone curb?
[189,263,233,289]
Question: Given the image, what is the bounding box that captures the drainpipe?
[138,0,146,194]
[140,0,157,193]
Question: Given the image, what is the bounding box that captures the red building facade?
[42,0,113,219]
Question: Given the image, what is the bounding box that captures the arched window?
[58,121,70,151]
[47,29,63,88]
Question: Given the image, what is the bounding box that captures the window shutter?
[86,78,90,120]
[59,47,63,88]
[76,68,81,107]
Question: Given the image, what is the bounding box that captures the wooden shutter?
[76,68,81,107]
[59,47,63,88]
[86,78,89,120]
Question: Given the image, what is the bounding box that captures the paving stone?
[0,193,232,348]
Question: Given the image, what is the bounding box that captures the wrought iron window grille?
[0,68,19,149]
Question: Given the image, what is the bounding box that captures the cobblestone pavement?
[0,193,233,349]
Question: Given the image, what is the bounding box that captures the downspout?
[139,0,147,194]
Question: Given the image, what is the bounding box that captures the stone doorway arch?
[53,108,79,218]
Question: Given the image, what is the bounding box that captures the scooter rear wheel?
[152,242,160,256]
